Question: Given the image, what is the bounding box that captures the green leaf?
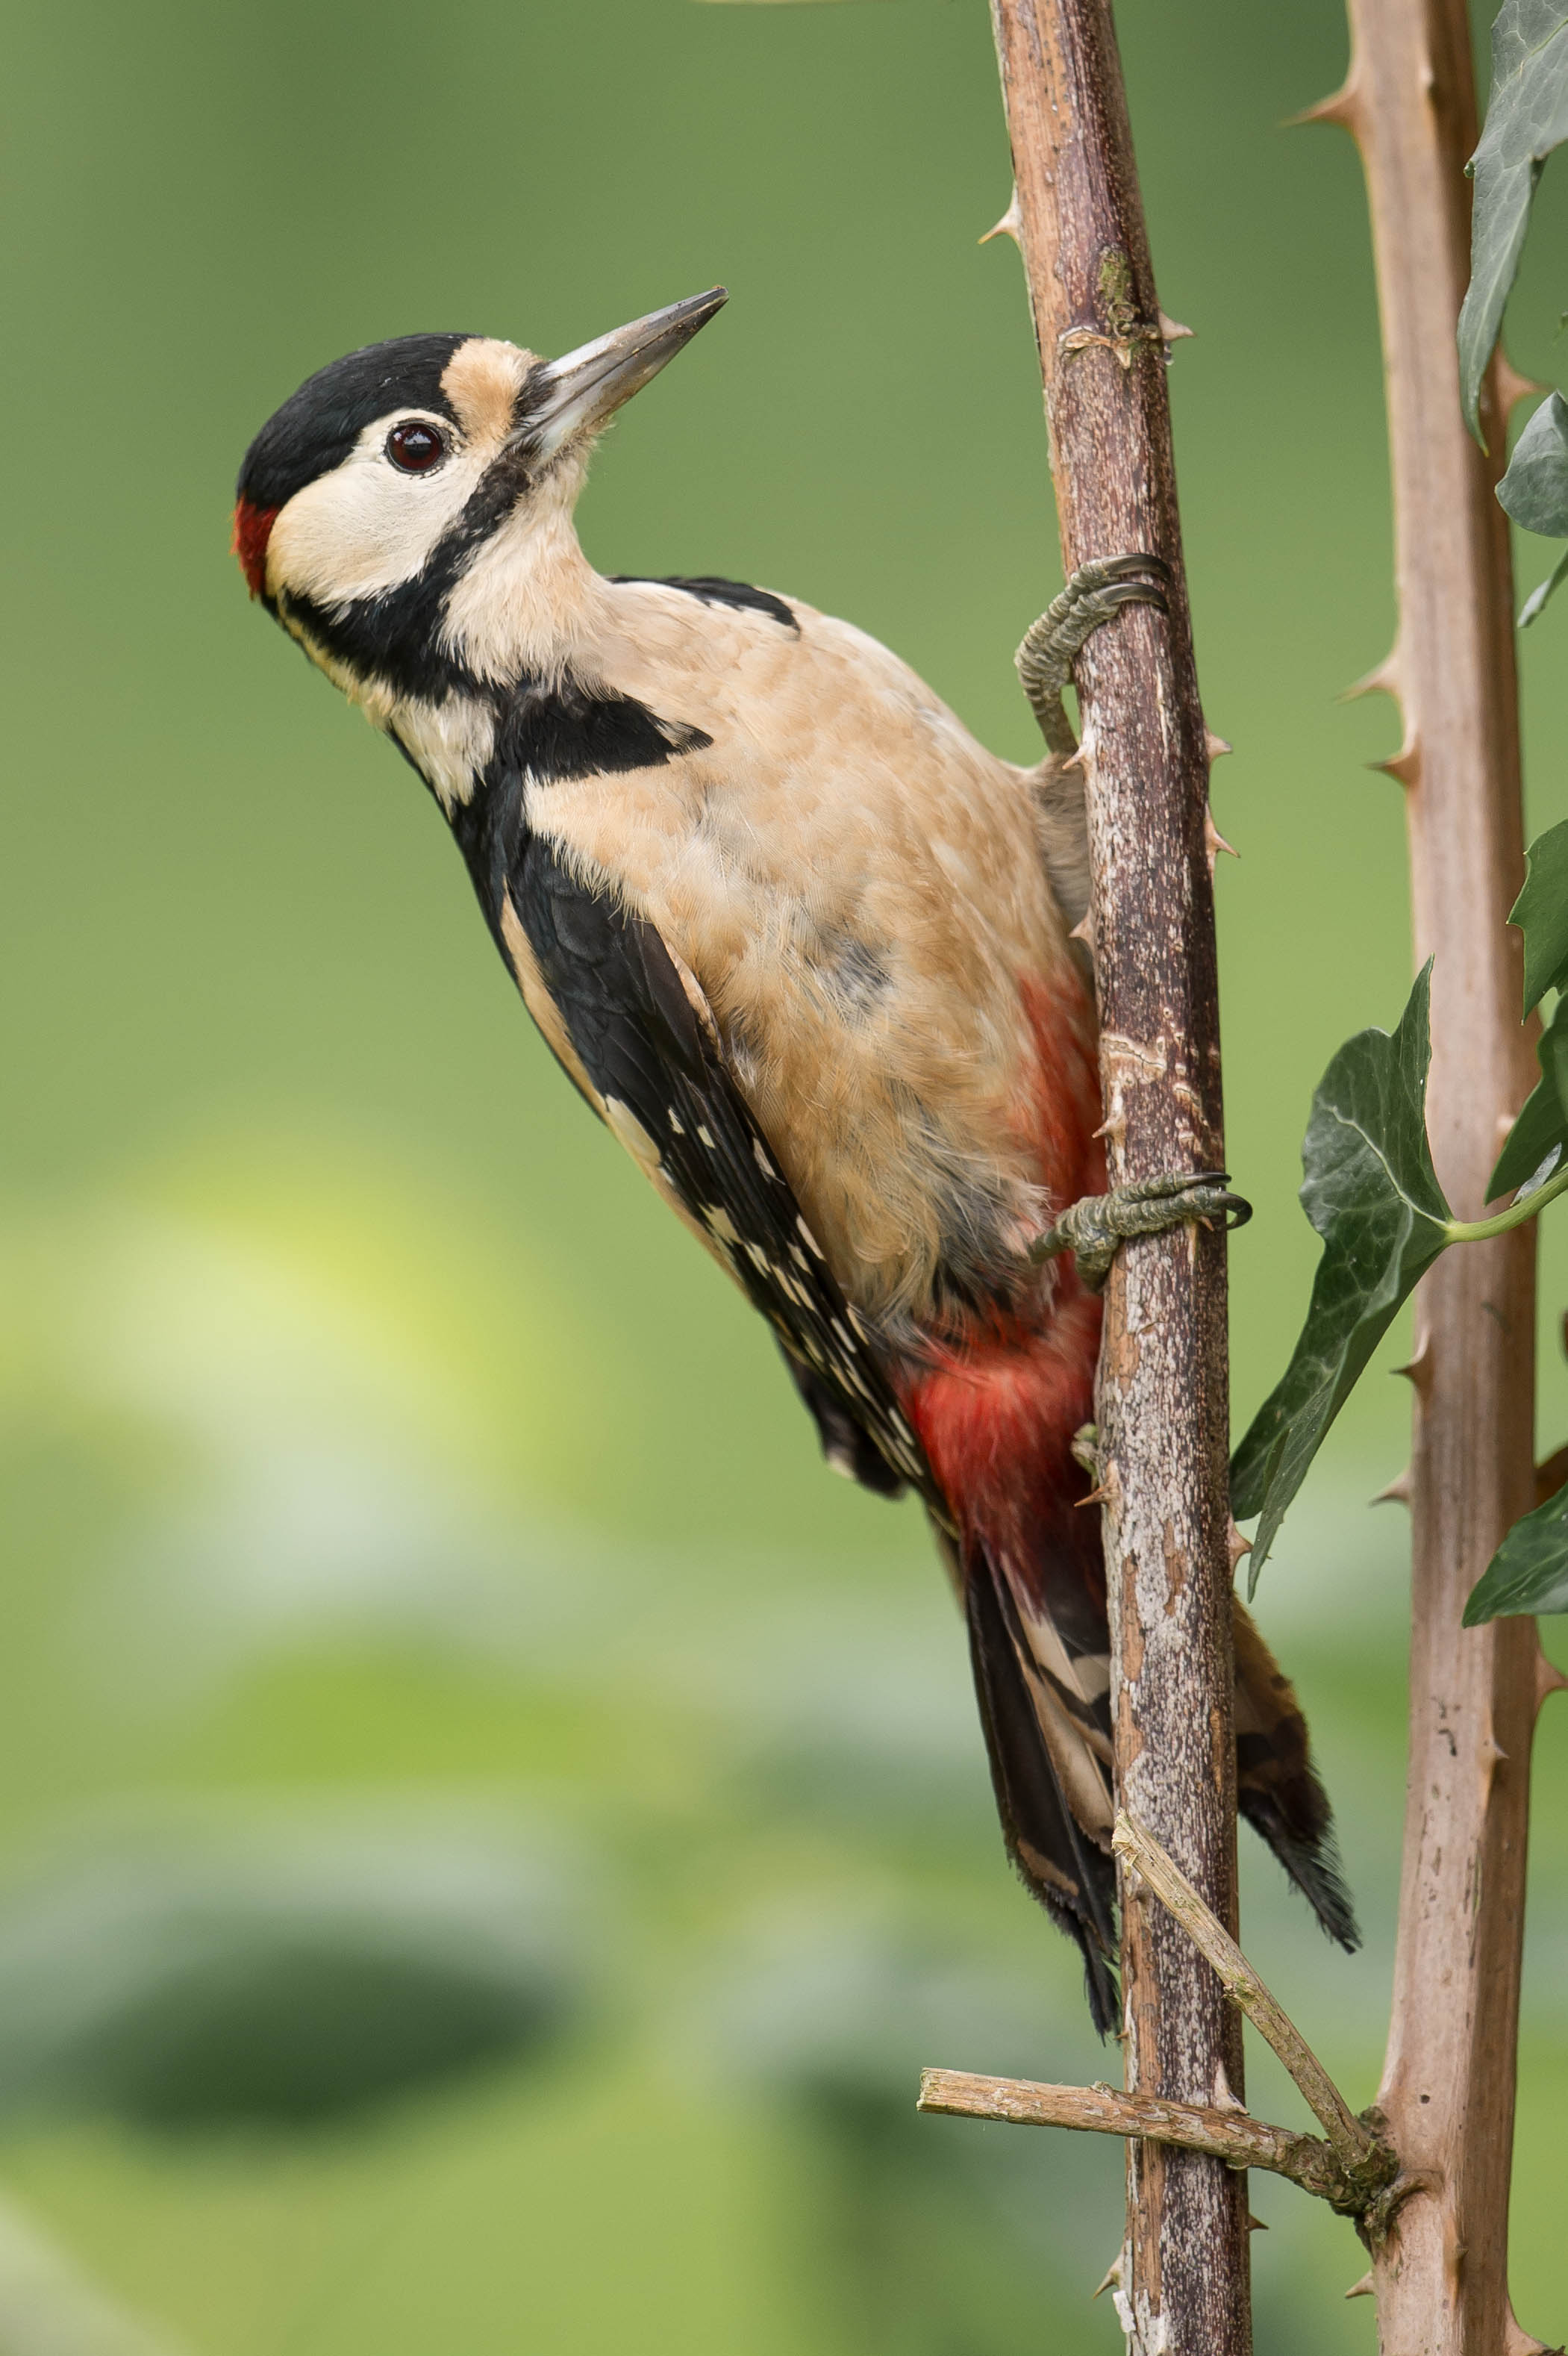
[1509,815,1568,1012]
[1231,965,1452,1586]
[1458,0,1568,440]
[1521,543,1568,622]
[1464,1482,1568,1619]
[1490,994,1568,1196]
[1499,390,1568,532]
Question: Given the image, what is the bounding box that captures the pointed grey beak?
[523,288,728,461]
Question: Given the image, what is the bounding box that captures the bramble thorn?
[1372,738,1421,788]
[1344,649,1402,704]
[981,188,1022,246]
[1346,2272,1375,2300]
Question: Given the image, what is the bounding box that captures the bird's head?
[234,288,726,703]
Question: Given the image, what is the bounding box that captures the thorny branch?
[987,1,1246,2345]
[916,2070,1377,2217]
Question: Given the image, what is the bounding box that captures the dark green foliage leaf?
[1459,0,1568,440]
[1464,1482,1568,1619]
[0,1824,584,2133]
[1231,967,1452,1586]
[1521,544,1568,623]
[1499,390,1568,532]
[1510,815,1568,1012]
[1490,994,1568,1197]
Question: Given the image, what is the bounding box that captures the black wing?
[509,830,934,1501]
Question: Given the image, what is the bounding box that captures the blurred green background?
[3,0,1567,2348]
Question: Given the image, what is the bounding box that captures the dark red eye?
[385,420,447,473]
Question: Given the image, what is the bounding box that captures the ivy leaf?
[1490,994,1568,1197]
[1521,545,1568,623]
[1509,815,1568,1012]
[1498,390,1568,533]
[1458,0,1568,441]
[1231,966,1452,1588]
[1464,1483,1568,1620]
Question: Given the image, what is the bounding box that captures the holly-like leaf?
[1490,994,1568,1197]
[1231,966,1452,1587]
[1499,389,1568,533]
[1510,814,1568,1012]
[1458,0,1568,440]
[1464,1482,1568,1620]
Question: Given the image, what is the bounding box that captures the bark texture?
[1314,7,1555,2351]
[987,4,1247,2349]
[916,2069,1369,2208]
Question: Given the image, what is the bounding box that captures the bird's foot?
[1016,553,1170,755]
[1034,1171,1251,1291]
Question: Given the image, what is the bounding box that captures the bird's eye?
[385,421,447,473]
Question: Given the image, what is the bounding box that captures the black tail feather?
[1238,1780,1361,1953]
[965,1556,1119,2035]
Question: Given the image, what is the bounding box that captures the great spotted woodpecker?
[234,289,1356,2028]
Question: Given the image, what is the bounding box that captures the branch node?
[1111,1812,1396,2195]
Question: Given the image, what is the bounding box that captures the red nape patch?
[231,498,278,599]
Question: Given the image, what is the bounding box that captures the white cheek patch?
[266,416,490,608]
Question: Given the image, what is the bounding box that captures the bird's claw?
[1016,552,1172,755]
[1033,1169,1251,1292]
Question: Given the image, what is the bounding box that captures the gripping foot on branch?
[1034,1171,1251,1291]
[1016,552,1171,755]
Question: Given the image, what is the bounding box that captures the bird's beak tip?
[528,287,729,458]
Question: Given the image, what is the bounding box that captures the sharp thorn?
[1370,1468,1413,1508]
[1248,2213,1269,2232]
[1539,1650,1568,1709]
[1075,1483,1113,1509]
[1344,649,1402,704]
[1287,71,1364,132]
[1069,912,1095,947]
[981,188,1022,247]
[1211,2057,1246,2113]
[1091,2253,1124,2302]
[1227,1520,1253,1574]
[1158,311,1194,343]
[1346,2271,1375,2300]
[1205,729,1233,761]
[1392,1337,1434,1397]
[1204,807,1239,873]
[1372,739,1421,788]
